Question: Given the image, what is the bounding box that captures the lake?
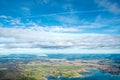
[46,69,120,80]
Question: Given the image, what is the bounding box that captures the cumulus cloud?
[0,27,120,50]
[0,15,120,53]
[10,18,23,25]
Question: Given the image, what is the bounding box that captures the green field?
[17,61,87,80]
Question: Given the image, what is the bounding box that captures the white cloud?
[44,26,81,32]
[0,15,12,19]
[0,48,120,55]
[0,15,8,19]
[62,2,73,12]
[103,29,119,33]
[0,27,120,53]
[53,15,108,29]
[0,17,120,54]
[96,0,120,14]
[54,15,79,24]
[21,7,31,15]
[0,48,47,55]
[10,18,23,25]
[0,37,17,43]
[35,0,50,4]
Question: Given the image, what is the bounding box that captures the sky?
[0,0,120,55]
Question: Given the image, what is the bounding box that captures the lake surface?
[46,69,120,80]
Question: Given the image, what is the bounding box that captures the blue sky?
[0,0,120,54]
